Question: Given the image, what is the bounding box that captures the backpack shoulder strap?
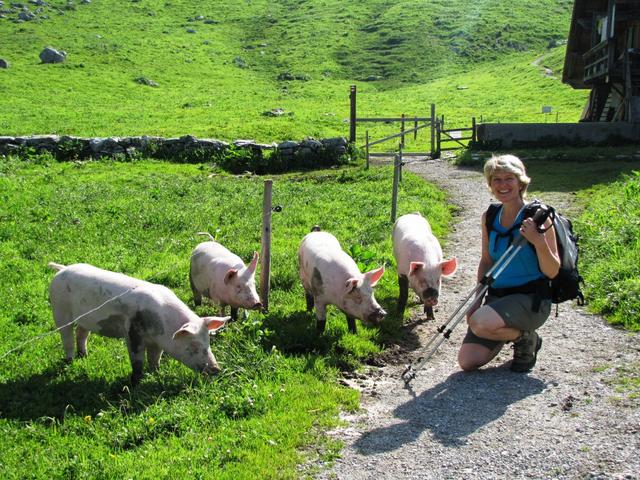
[484,203,502,232]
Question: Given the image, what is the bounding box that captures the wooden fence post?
[260,180,273,312]
[391,154,400,223]
[398,143,403,183]
[413,117,418,141]
[365,130,370,170]
[430,104,436,158]
[400,113,406,147]
[435,120,441,159]
[349,85,357,143]
[472,117,477,143]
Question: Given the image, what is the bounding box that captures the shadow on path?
[354,367,546,454]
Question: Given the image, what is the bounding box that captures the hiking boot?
[510,331,542,373]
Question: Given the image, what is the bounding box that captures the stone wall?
[0,134,349,165]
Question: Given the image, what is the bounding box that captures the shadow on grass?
[263,298,414,372]
[354,367,546,453]
[0,359,192,421]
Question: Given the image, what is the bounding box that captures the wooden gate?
[435,118,477,156]
[349,86,437,161]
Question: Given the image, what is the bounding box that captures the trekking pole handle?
[510,205,552,248]
[531,204,552,230]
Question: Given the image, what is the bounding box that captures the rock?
[276,71,310,81]
[18,10,35,20]
[233,56,247,68]
[262,108,285,117]
[39,46,67,64]
[134,76,158,87]
[0,58,9,68]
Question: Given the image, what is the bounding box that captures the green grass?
[0,0,585,143]
[575,170,640,331]
[0,155,453,478]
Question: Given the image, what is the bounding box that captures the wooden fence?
[349,85,437,161]
[348,85,477,163]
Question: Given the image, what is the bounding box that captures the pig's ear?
[246,251,259,274]
[441,257,458,276]
[409,261,425,276]
[344,278,359,294]
[224,268,238,284]
[173,322,199,339]
[364,265,385,287]
[204,316,230,334]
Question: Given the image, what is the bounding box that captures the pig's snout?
[252,301,263,310]
[200,356,221,376]
[367,307,387,324]
[201,363,221,376]
[422,288,439,306]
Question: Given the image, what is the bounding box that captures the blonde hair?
[483,154,530,198]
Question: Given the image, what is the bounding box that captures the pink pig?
[189,233,262,320]
[48,262,229,385]
[393,213,457,319]
[298,228,386,333]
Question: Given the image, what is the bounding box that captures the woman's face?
[490,170,522,203]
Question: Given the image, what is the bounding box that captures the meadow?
[0,0,587,144]
[0,153,452,478]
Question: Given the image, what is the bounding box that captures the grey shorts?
[463,293,552,349]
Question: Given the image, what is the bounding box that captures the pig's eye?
[349,290,363,304]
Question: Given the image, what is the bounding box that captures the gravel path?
[315,158,640,480]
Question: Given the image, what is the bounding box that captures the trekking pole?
[401,206,550,385]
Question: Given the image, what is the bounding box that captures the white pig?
[392,213,457,319]
[48,262,229,385]
[189,233,262,320]
[298,229,386,333]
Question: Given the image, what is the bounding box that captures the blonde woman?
[458,155,560,373]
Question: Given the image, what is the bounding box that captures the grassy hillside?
[0,0,586,142]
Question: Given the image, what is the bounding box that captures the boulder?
[39,46,67,64]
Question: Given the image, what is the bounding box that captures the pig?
[48,262,229,385]
[392,212,457,319]
[298,228,386,334]
[189,233,262,320]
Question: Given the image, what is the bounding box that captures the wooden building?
[563,0,640,121]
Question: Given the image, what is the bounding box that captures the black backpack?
[485,200,585,306]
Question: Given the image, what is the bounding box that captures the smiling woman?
[458,154,559,374]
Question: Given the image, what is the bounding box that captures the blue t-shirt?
[488,205,545,289]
